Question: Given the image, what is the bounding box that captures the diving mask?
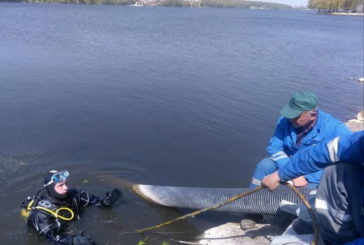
[44,170,69,187]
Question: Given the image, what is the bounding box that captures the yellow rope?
[135,186,265,233]
[284,183,319,245]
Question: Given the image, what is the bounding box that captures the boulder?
[197,221,283,245]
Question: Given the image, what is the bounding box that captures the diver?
[21,170,123,245]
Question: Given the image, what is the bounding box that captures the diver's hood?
[43,171,68,200]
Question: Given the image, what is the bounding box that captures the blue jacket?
[278,131,364,245]
[345,238,364,245]
[267,109,351,183]
[278,131,364,181]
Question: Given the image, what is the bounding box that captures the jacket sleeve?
[278,142,330,181]
[67,188,102,208]
[344,238,364,245]
[334,121,352,137]
[278,131,364,181]
[28,210,73,245]
[267,117,290,168]
[338,131,364,164]
[79,190,102,207]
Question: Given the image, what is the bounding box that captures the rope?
[284,183,320,245]
[136,184,320,245]
[136,185,265,233]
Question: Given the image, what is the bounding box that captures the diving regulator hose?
[21,194,74,221]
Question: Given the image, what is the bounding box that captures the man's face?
[289,110,316,129]
[54,181,68,195]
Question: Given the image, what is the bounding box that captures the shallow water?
[0,3,363,244]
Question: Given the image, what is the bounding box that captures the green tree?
[309,0,362,12]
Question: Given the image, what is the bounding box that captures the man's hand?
[262,171,281,191]
[292,176,308,187]
[101,188,123,207]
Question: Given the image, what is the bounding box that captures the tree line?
[308,0,363,13]
[200,0,290,8]
[1,0,136,4]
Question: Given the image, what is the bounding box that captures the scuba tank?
[20,195,36,219]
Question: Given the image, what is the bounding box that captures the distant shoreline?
[2,1,364,14]
[0,0,293,10]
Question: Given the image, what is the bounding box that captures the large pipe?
[132,184,315,214]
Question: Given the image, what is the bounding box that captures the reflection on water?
[0,3,363,244]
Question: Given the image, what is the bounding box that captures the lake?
[0,3,362,244]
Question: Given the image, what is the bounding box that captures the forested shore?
[1,0,362,13]
[2,0,134,4]
[309,0,363,13]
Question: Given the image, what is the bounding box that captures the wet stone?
[240,219,257,230]
[197,222,274,245]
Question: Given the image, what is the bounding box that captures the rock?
[345,119,363,132]
[356,111,364,121]
[345,111,364,132]
[197,222,270,245]
[197,222,283,245]
[240,219,257,230]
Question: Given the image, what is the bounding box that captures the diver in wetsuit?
[22,170,123,245]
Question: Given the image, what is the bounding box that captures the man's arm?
[262,131,364,190]
[279,131,363,181]
[267,117,310,187]
[278,142,331,182]
[267,117,291,168]
[344,238,364,245]
[262,140,333,191]
[334,121,352,138]
[76,189,122,207]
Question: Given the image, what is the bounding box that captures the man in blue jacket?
[250,91,351,188]
[262,131,364,245]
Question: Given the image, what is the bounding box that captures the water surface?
[0,3,363,244]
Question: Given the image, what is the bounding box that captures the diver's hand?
[72,232,95,245]
[292,176,308,188]
[262,171,280,191]
[101,188,123,207]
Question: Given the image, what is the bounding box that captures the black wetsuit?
[27,189,101,244]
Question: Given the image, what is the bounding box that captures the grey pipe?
[132,184,315,214]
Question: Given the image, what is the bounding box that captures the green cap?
[280,91,318,119]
